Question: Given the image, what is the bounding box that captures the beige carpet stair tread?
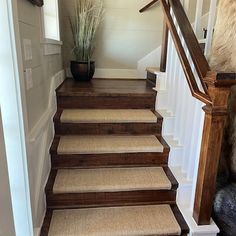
[57,135,164,154]
[48,205,181,236]
[53,167,171,193]
[60,109,157,123]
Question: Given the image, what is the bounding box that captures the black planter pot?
[70,61,95,81]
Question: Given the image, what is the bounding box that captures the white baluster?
[173,63,184,139]
[187,100,204,180]
[205,0,217,56]
[189,103,205,210]
[168,48,178,113]
[194,0,204,39]
[180,94,192,174]
[182,0,190,14]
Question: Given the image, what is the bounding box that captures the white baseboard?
[178,205,219,236]
[66,67,140,79]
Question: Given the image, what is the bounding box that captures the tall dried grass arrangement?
[70,0,104,62]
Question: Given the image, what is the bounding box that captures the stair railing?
[162,0,236,225]
[146,0,236,226]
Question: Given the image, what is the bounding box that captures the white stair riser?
[156,73,167,90]
[168,147,184,167]
[176,185,192,206]
[156,93,168,109]
[162,117,175,136]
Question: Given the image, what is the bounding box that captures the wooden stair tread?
[50,136,170,168]
[57,135,164,155]
[45,166,178,208]
[57,78,156,97]
[60,109,158,123]
[46,205,182,236]
[53,167,172,194]
[146,67,160,74]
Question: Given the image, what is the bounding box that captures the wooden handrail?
[169,0,210,79]
[160,21,169,72]
[160,0,212,104]
[139,0,159,13]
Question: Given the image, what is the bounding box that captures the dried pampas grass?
[70,0,104,62]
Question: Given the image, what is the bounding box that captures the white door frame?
[0,0,33,235]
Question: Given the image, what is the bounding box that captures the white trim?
[43,43,62,56]
[194,0,204,38]
[66,67,140,79]
[179,205,219,236]
[29,70,65,142]
[204,0,217,56]
[41,38,63,56]
[41,0,61,41]
[28,70,65,231]
[43,38,63,45]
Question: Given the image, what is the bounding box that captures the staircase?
[41,78,189,236]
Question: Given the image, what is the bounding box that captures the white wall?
[15,0,64,230]
[59,0,163,69]
[17,0,63,131]
[0,109,15,236]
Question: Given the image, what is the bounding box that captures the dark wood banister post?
[193,72,236,225]
[160,20,169,72]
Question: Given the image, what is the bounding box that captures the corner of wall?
[137,47,162,78]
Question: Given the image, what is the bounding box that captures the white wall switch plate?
[24,68,33,90]
[23,39,32,60]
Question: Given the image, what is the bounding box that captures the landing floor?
[57,78,155,96]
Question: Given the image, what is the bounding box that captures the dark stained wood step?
[56,78,156,109]
[47,189,177,209]
[57,94,156,109]
[45,167,178,209]
[172,205,190,236]
[53,110,163,135]
[50,136,170,169]
[56,78,156,97]
[147,70,157,87]
[55,121,163,135]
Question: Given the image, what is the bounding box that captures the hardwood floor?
[56,78,155,96]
